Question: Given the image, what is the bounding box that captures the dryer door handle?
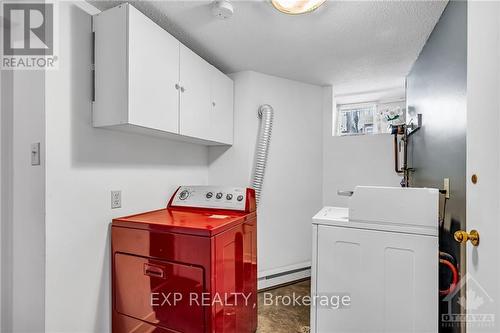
[144,263,165,279]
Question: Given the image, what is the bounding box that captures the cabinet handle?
[180,86,186,93]
[175,83,180,90]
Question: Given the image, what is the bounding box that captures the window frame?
[336,102,377,136]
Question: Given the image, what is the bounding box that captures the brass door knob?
[454,229,480,246]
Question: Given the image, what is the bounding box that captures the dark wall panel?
[406,1,466,332]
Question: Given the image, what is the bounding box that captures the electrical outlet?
[443,178,450,199]
[111,190,121,209]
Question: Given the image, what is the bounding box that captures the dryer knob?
[179,190,189,200]
[237,195,244,202]
[206,192,213,199]
[216,192,223,199]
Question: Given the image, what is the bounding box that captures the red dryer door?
[114,253,205,333]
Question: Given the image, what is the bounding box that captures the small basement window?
[337,103,376,136]
[335,101,405,136]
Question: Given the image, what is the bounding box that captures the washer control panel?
[171,186,249,211]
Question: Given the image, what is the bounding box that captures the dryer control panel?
[169,186,255,212]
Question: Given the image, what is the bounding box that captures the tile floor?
[257,279,311,333]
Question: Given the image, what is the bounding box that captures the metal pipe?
[393,133,403,174]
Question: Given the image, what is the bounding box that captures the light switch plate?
[31,142,40,166]
[111,190,121,209]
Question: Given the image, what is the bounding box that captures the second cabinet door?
[128,5,179,133]
[210,67,234,145]
[179,44,212,140]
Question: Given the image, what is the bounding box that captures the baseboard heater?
[258,266,311,291]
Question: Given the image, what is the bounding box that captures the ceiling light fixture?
[212,0,234,19]
[271,0,326,15]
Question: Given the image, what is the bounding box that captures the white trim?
[310,224,318,333]
[337,101,377,110]
[338,98,405,108]
[258,261,311,279]
[258,268,311,291]
[258,261,311,290]
[0,61,14,333]
[73,0,101,15]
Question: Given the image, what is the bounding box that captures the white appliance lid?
[313,186,439,236]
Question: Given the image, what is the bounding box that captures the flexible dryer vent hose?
[252,104,274,206]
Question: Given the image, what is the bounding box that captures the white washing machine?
[311,186,439,333]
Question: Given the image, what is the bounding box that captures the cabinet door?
[179,44,211,140]
[315,225,438,333]
[128,5,179,133]
[210,67,234,144]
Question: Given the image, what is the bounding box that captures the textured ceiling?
[90,0,447,98]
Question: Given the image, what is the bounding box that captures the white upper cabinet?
[93,4,179,133]
[128,5,179,133]
[210,67,234,145]
[92,3,233,146]
[179,44,212,140]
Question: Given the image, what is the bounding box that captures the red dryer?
[111,186,257,333]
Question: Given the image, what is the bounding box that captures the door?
[128,5,180,133]
[210,67,234,144]
[463,2,500,332]
[179,44,211,140]
[114,253,205,333]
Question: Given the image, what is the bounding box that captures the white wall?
[335,85,406,105]
[322,87,402,207]
[208,71,324,277]
[44,2,209,332]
